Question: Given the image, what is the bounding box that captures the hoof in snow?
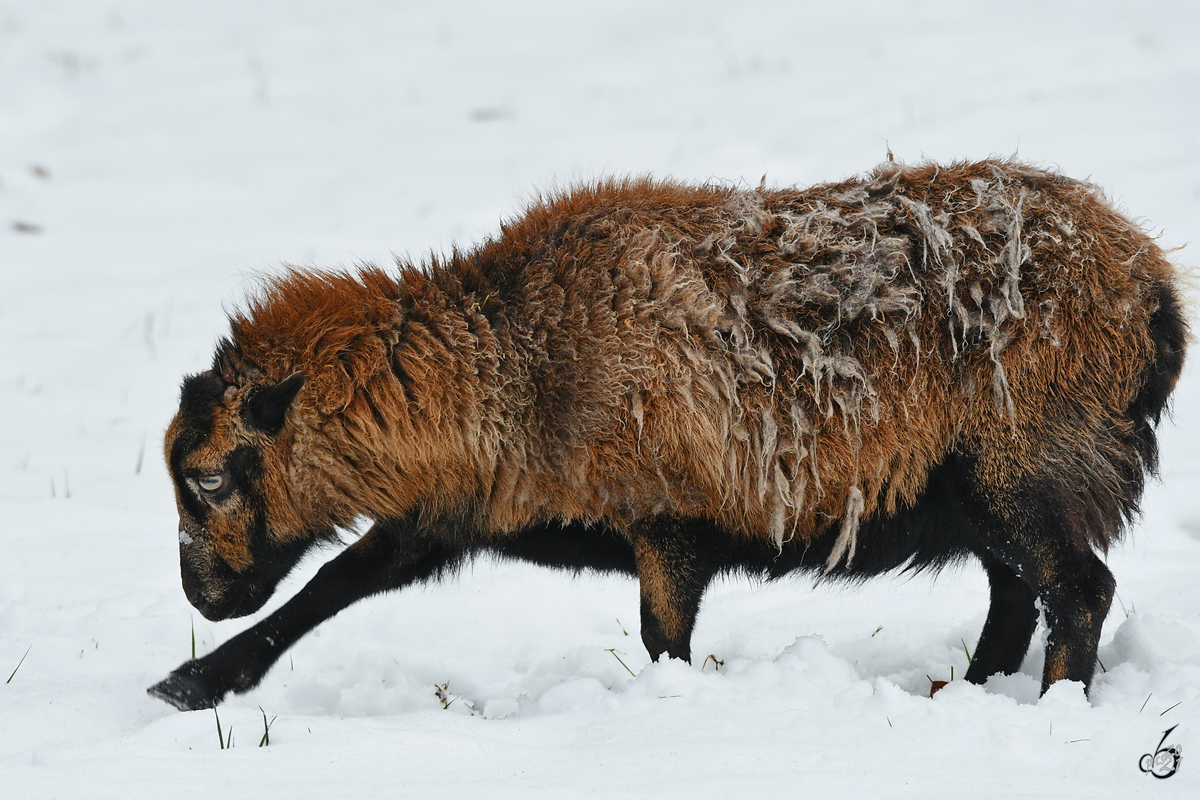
[147,664,225,711]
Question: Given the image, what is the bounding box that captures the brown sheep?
[148,159,1186,711]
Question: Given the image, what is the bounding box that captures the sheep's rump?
[231,160,1180,563]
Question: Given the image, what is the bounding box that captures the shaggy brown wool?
[184,159,1177,574]
[150,158,1187,711]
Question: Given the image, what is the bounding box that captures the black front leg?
[148,521,460,711]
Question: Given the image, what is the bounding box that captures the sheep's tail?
[1126,279,1187,478]
[1061,277,1187,555]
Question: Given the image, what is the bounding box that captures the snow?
[2,0,1200,796]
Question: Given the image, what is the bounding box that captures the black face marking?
[179,445,261,510]
[179,371,226,431]
[244,373,306,435]
[170,433,210,522]
[225,445,260,500]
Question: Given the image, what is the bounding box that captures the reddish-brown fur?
[153,159,1185,710]
[199,161,1171,559]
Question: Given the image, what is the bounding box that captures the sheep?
[148,159,1186,712]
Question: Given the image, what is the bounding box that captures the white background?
[2,1,1198,797]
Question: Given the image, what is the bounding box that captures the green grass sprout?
[258,707,277,747]
[6,644,32,684]
[606,648,637,678]
[213,704,233,749]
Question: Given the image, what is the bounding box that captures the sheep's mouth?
[178,534,314,621]
[183,574,273,621]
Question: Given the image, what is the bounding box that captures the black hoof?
[147,661,228,711]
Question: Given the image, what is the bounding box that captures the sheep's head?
[165,369,330,621]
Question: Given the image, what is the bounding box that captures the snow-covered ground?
[3,1,1199,796]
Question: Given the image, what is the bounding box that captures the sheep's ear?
[246,373,306,435]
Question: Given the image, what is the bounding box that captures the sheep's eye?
[198,474,224,492]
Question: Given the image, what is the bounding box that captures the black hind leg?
[964,554,1038,684]
[967,512,1114,695]
[1037,549,1114,693]
[629,516,723,663]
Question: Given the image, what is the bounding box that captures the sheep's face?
[165,370,326,621]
